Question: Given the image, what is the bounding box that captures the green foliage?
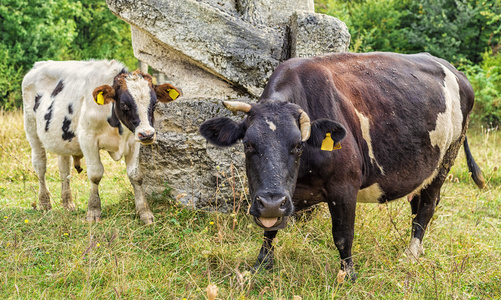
[316,0,501,63]
[0,0,135,109]
[460,52,501,127]
[317,0,412,53]
[405,0,501,63]
[69,0,136,68]
[0,47,24,110]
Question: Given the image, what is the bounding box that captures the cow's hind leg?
[406,177,443,262]
[253,230,278,271]
[125,143,154,224]
[31,142,51,210]
[24,118,51,210]
[58,155,75,210]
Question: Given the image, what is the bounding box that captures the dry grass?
[0,109,500,299]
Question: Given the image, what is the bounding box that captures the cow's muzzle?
[254,194,292,217]
[137,130,156,145]
[250,194,293,230]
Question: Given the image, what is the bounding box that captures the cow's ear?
[92,85,116,105]
[199,117,246,147]
[307,119,346,150]
[155,83,181,103]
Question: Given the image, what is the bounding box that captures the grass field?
[1,109,500,299]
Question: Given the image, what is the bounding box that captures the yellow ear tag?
[321,133,334,151]
[168,89,180,100]
[321,133,342,151]
[96,92,105,105]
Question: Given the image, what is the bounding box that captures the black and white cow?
[200,52,485,279]
[22,60,181,224]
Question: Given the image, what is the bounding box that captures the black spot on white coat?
[107,106,123,135]
[33,94,42,112]
[51,80,64,98]
[62,116,75,141]
[44,101,54,131]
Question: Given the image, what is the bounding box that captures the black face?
[114,88,140,133]
[200,100,346,230]
[200,101,307,230]
[243,106,303,225]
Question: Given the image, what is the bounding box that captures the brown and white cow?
[22,60,181,224]
[200,52,485,279]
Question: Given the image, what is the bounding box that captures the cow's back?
[22,60,126,156]
[266,52,475,202]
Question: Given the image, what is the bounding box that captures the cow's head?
[92,70,181,145]
[200,100,346,230]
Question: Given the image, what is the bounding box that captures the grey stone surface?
[107,0,286,97]
[107,0,350,211]
[291,11,351,57]
[140,97,251,212]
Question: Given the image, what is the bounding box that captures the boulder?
[106,0,350,210]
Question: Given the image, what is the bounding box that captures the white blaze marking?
[265,118,277,131]
[125,75,154,138]
[357,183,384,203]
[412,63,463,195]
[354,109,385,175]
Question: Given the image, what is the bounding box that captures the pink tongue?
[259,217,278,228]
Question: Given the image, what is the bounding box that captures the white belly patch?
[357,183,384,203]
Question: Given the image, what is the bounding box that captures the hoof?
[39,193,52,210]
[252,259,273,272]
[404,237,424,263]
[86,210,102,222]
[86,216,101,222]
[139,211,154,225]
[39,202,52,210]
[337,267,357,283]
[63,202,76,211]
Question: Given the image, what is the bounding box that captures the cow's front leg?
[125,143,154,225]
[58,155,75,210]
[83,146,104,222]
[253,230,278,271]
[327,195,357,281]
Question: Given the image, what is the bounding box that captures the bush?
[460,52,501,127]
[0,47,24,109]
[0,0,135,110]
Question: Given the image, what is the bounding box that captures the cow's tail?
[464,136,486,189]
[72,155,84,174]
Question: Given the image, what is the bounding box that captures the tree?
[0,0,135,109]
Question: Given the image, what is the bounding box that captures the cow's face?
[92,70,180,145]
[200,100,346,230]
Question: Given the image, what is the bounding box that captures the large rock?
[107,0,350,210]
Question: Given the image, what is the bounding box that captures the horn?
[222,101,252,113]
[298,109,311,142]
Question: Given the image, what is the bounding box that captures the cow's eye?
[243,140,254,154]
[122,104,129,111]
[292,142,303,156]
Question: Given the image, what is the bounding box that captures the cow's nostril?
[139,132,154,140]
[256,197,264,209]
[280,199,287,208]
